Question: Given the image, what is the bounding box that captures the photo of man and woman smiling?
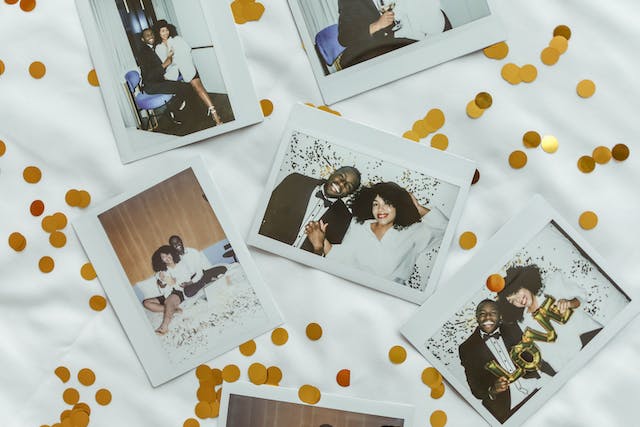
[256,130,461,296]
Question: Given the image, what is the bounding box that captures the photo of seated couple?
[143,235,229,335]
[458,265,605,423]
[297,0,491,74]
[92,0,234,135]
[259,166,448,287]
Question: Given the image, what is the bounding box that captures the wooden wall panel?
[98,168,226,285]
[227,395,404,427]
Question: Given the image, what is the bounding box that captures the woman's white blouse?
[155,36,197,82]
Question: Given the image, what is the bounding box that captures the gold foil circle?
[541,135,559,153]
[576,79,596,98]
[579,211,598,230]
[474,92,493,109]
[519,64,538,83]
[553,25,572,40]
[540,47,560,66]
[501,63,521,84]
[466,100,484,119]
[430,134,448,151]
[592,146,612,164]
[549,36,568,54]
[509,151,528,169]
[577,156,595,173]
[483,41,509,60]
[612,143,630,161]
[522,131,541,148]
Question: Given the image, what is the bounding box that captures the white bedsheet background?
[1,0,639,426]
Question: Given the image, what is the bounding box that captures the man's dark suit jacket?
[458,323,555,423]
[337,0,415,68]
[259,173,352,253]
[137,43,166,86]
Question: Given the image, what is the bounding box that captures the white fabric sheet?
[0,0,639,426]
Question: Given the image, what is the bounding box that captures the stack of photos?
[401,196,638,426]
[218,382,415,426]
[76,0,263,162]
[287,0,505,103]
[249,104,476,304]
[73,158,282,386]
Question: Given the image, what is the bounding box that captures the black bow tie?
[483,331,501,342]
[315,190,333,208]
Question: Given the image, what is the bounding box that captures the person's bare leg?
[190,78,222,125]
[143,298,165,313]
[155,294,181,335]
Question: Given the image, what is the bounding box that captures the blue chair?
[124,70,174,130]
[315,24,346,72]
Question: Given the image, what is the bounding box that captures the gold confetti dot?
[553,25,572,40]
[501,63,521,85]
[80,263,96,280]
[42,215,57,233]
[70,409,89,427]
[0,140,5,155]
[39,256,55,273]
[266,366,283,386]
[89,295,107,311]
[483,41,508,60]
[318,105,341,116]
[87,69,99,86]
[592,146,612,164]
[576,79,596,98]
[19,0,35,11]
[541,135,559,153]
[184,418,200,427]
[540,47,560,66]
[29,61,46,79]
[95,388,112,406]
[465,100,484,119]
[210,400,220,418]
[77,190,91,208]
[23,166,42,183]
[49,231,67,248]
[260,99,273,117]
[412,119,432,138]
[305,323,323,340]
[0,60,5,76]
[579,211,598,230]
[430,134,448,151]
[388,345,407,364]
[577,156,595,173]
[471,169,480,185]
[195,401,212,418]
[211,368,223,385]
[474,92,492,109]
[65,189,81,207]
[8,232,27,252]
[55,366,70,383]
[508,150,527,169]
[197,384,215,402]
[30,200,45,216]
[458,232,477,250]
[424,109,445,131]
[612,143,630,161]
[522,131,541,148]
[239,340,256,356]
[519,64,538,83]
[402,130,421,142]
[336,369,350,387]
[52,212,68,229]
[549,35,568,54]
[222,364,240,382]
[63,388,80,405]
[271,327,289,345]
[298,384,321,405]
[73,402,91,415]
[248,363,268,385]
[77,368,96,386]
[430,382,445,399]
[430,410,447,427]
[5,0,19,5]
[486,274,505,292]
[422,367,442,388]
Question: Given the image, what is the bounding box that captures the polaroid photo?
[73,157,282,386]
[401,195,639,426]
[75,0,263,163]
[287,0,505,104]
[219,382,415,426]
[249,104,475,304]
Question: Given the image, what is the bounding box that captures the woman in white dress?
[305,181,447,286]
[153,20,222,125]
[496,265,603,374]
[143,245,192,335]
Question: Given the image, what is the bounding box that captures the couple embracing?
[259,166,447,285]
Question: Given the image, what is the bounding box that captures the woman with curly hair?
[305,181,447,285]
[153,20,222,125]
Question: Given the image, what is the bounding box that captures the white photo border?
[75,0,263,163]
[400,195,639,427]
[287,0,506,104]
[73,157,282,387]
[219,382,415,426]
[248,103,476,304]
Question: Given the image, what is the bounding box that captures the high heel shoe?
[207,106,222,126]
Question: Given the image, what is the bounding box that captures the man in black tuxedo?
[458,299,556,423]
[337,0,416,68]
[259,166,361,254]
[136,28,195,123]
